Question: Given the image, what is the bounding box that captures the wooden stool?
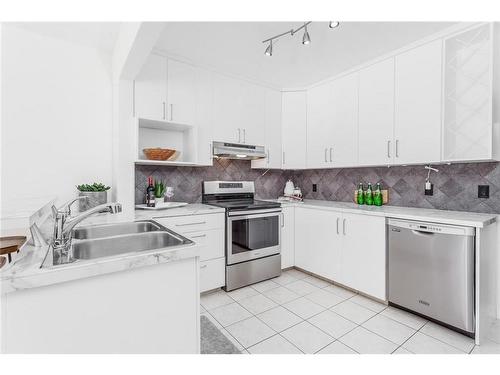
[0,236,27,263]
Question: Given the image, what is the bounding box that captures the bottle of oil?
[373,183,383,206]
[356,183,365,205]
[365,183,374,205]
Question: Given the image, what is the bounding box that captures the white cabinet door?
[280,206,295,269]
[331,73,359,167]
[307,83,333,169]
[358,58,395,166]
[212,73,242,143]
[167,59,196,125]
[195,67,214,165]
[240,82,266,145]
[282,91,307,169]
[252,89,282,169]
[394,40,443,165]
[443,24,494,162]
[134,54,167,121]
[341,213,386,300]
[294,207,341,280]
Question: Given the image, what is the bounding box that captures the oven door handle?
[227,208,282,217]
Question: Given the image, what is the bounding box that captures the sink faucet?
[51,200,122,264]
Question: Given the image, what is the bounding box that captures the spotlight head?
[302,25,311,45]
[329,21,340,29]
[265,40,273,56]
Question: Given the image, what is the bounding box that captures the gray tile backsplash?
[135,160,500,214]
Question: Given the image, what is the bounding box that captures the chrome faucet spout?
[51,202,122,265]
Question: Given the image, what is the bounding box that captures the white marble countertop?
[0,204,220,294]
[268,199,497,228]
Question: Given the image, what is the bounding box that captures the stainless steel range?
[202,181,282,291]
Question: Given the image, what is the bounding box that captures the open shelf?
[136,117,198,165]
[134,159,200,167]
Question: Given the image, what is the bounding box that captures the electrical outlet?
[312,184,317,192]
[478,185,489,198]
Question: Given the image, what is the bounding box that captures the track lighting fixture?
[262,21,339,56]
[302,24,311,45]
[264,40,273,56]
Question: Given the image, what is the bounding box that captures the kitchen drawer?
[185,228,224,262]
[200,257,225,293]
[154,213,224,233]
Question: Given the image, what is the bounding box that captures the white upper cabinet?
[167,60,196,125]
[330,73,359,167]
[358,58,395,166]
[282,91,307,169]
[307,82,333,169]
[134,54,168,121]
[212,72,242,143]
[251,89,282,169]
[394,40,443,165]
[443,24,497,162]
[212,73,266,145]
[239,82,266,145]
[195,67,214,166]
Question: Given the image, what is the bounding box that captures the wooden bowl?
[143,148,176,161]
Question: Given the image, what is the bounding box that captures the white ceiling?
[155,22,457,88]
[10,22,121,54]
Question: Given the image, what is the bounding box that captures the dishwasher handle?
[411,229,435,237]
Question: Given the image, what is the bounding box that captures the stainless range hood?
[212,141,266,160]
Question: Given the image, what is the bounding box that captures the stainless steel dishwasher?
[388,218,475,335]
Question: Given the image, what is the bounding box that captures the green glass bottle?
[374,183,383,206]
[365,183,374,205]
[356,183,365,205]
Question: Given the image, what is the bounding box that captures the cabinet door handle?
[169,104,173,121]
[281,212,284,227]
[175,221,206,227]
[190,234,206,239]
[243,129,246,143]
[324,148,328,162]
[162,102,166,120]
[282,151,285,166]
[200,264,207,269]
[336,218,340,235]
[237,128,241,143]
[266,150,270,164]
[132,80,136,117]
[387,140,391,158]
[396,139,399,158]
[330,148,333,163]
[343,218,346,235]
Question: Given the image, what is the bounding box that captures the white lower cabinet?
[200,258,226,293]
[280,206,295,269]
[295,207,342,280]
[294,207,387,300]
[340,213,387,300]
[154,213,225,293]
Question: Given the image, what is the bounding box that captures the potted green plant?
[154,180,166,206]
[76,182,111,211]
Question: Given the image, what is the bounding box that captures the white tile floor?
[200,269,500,354]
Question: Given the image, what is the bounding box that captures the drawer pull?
[175,221,206,227]
[191,234,207,239]
[200,264,207,269]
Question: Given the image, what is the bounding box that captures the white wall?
[1,24,113,211]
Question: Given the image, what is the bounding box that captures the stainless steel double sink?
[69,220,193,261]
